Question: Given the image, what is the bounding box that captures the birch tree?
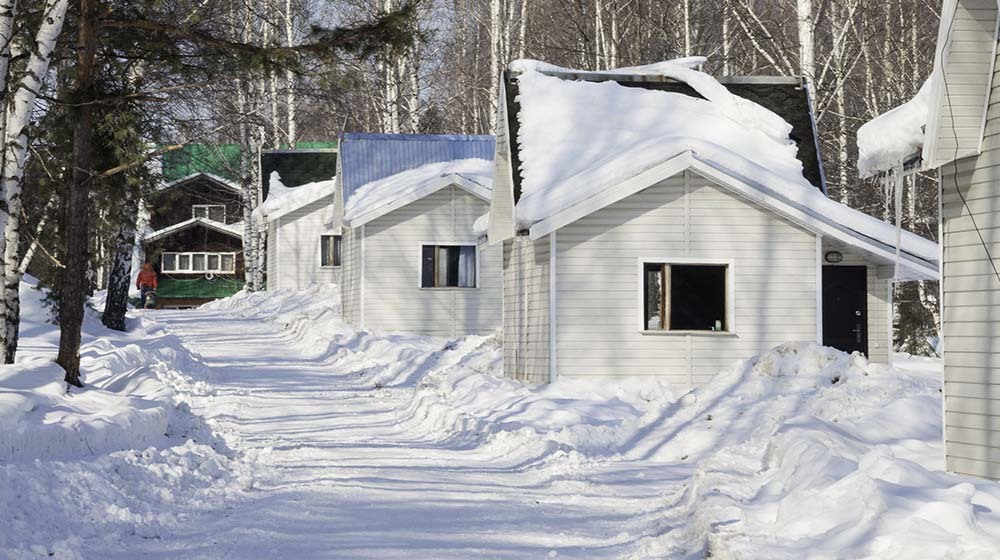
[0,0,69,362]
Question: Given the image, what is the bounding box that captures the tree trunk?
[101,184,138,332]
[797,0,814,83]
[284,0,296,146]
[2,0,70,363]
[57,0,98,388]
[488,0,500,132]
[0,0,15,96]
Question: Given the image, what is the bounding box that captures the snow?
[343,158,493,224]
[4,283,999,557]
[513,63,939,264]
[858,78,931,178]
[253,171,336,223]
[473,212,489,237]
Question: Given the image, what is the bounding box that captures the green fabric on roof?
[162,144,242,182]
[156,276,245,299]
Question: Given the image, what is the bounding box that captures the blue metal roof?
[339,133,495,203]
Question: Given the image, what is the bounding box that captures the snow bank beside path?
[1,279,254,557]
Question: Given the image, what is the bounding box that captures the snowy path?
[112,308,697,560]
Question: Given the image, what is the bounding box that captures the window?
[643,262,729,332]
[192,204,226,222]
[161,252,237,274]
[320,235,342,267]
[421,245,476,288]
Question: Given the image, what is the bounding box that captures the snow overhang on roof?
[143,217,244,243]
[158,172,241,193]
[857,79,931,179]
[254,175,336,223]
[343,158,494,228]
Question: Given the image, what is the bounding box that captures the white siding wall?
[929,0,997,166]
[553,171,818,388]
[340,225,362,327]
[266,222,279,290]
[502,235,550,383]
[271,195,340,291]
[361,186,501,337]
[942,43,1000,479]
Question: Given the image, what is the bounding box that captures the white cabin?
[486,60,940,386]
[256,175,340,291]
[337,133,502,337]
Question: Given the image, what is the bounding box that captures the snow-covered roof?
[143,217,244,243]
[509,60,938,277]
[344,158,493,227]
[339,133,495,206]
[509,56,708,76]
[253,172,336,222]
[159,172,241,193]
[512,62,802,228]
[857,79,931,178]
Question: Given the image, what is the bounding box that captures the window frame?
[636,257,736,335]
[319,234,342,268]
[161,251,237,274]
[418,242,480,289]
[192,204,226,222]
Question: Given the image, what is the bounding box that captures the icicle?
[893,161,904,281]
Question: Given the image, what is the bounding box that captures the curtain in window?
[458,246,476,288]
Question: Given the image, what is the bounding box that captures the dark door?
[823,266,868,355]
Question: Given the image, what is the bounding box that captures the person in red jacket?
[136,262,158,308]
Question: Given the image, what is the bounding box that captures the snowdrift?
[1,280,254,557]
[212,285,1000,559]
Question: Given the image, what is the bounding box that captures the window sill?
[419,287,479,291]
[319,265,341,269]
[639,330,737,337]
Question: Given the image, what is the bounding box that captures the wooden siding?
[361,186,501,337]
[942,42,1000,480]
[553,171,818,388]
[502,234,550,383]
[929,0,997,166]
[822,241,894,364]
[271,195,340,291]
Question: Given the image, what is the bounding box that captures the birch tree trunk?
[797,0,814,84]
[722,0,730,75]
[517,0,528,59]
[57,0,99,387]
[2,0,69,363]
[0,0,15,96]
[101,183,138,332]
[285,0,296,146]
[488,0,501,132]
[236,78,258,292]
[683,0,690,57]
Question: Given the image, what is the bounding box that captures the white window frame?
[161,252,237,274]
[636,257,736,335]
[418,242,480,289]
[192,204,226,222]
[319,234,342,268]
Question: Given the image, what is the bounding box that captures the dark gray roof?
[260,149,338,197]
